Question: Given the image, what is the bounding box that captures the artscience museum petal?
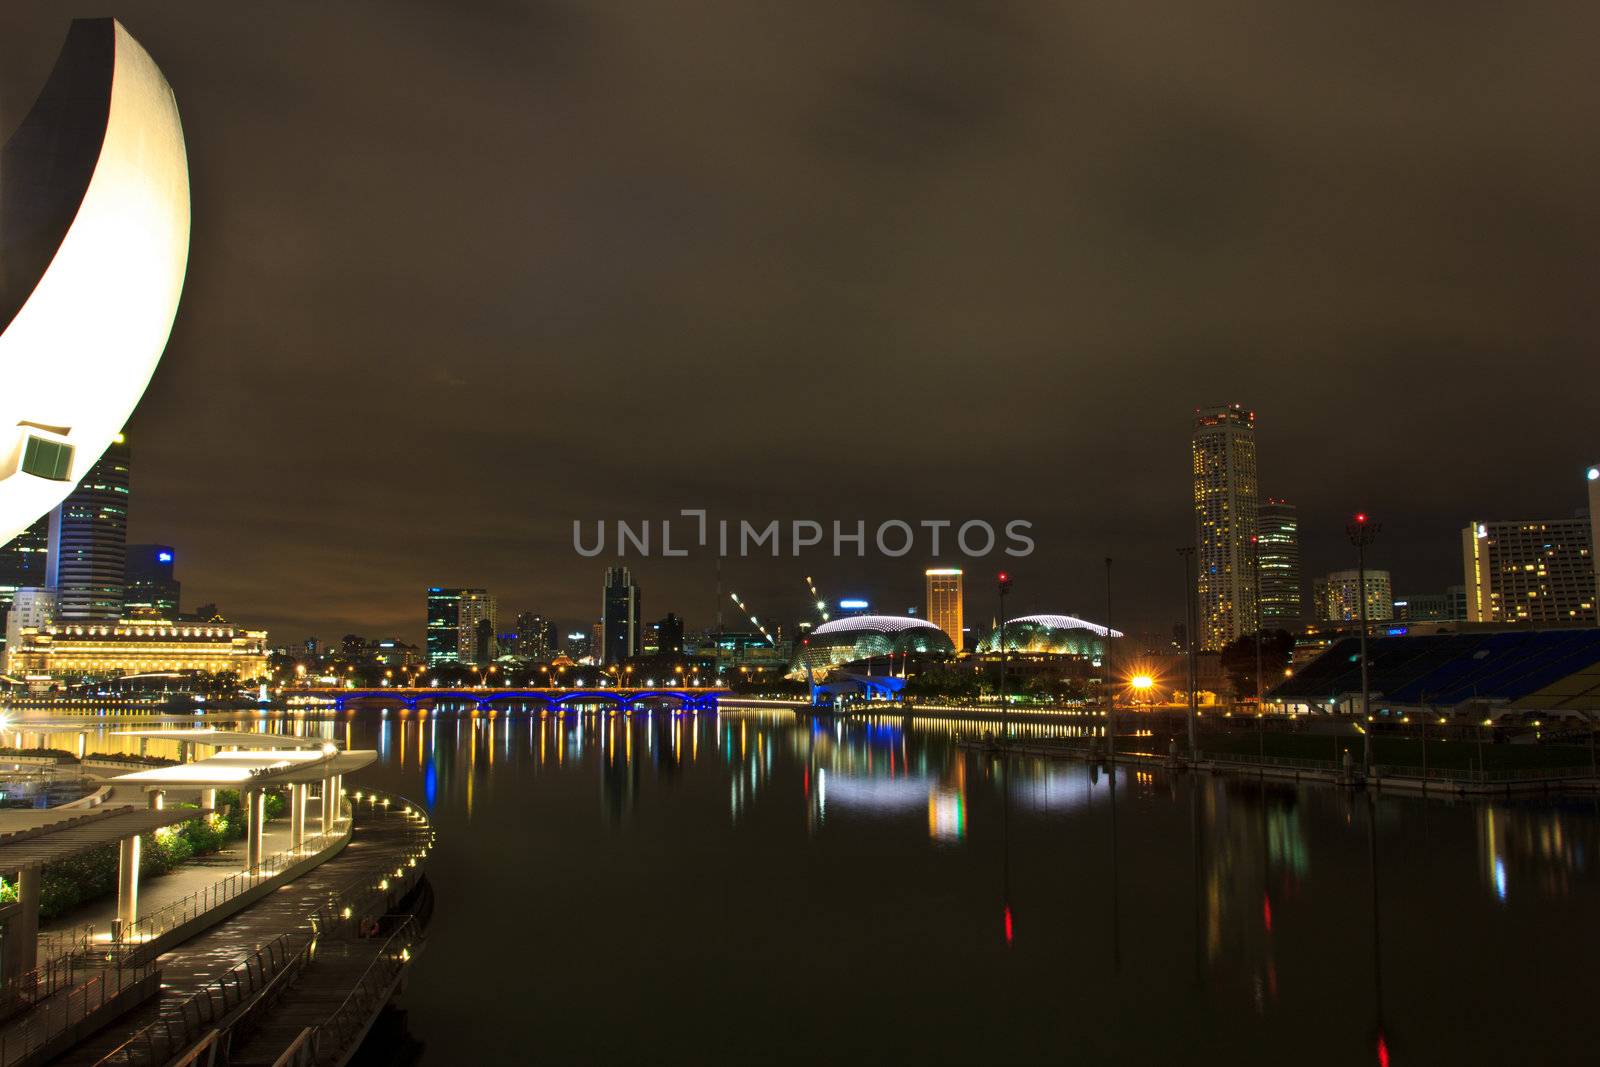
[0,18,191,545]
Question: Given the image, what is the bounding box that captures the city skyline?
[2,4,1598,645]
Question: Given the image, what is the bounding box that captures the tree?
[1219,629,1295,700]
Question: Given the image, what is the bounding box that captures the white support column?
[246,789,266,869]
[76,734,86,760]
[200,787,216,810]
[320,778,333,834]
[148,789,164,810]
[290,782,306,849]
[2,865,42,978]
[116,835,141,933]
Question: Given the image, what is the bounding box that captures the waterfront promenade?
[61,795,431,1066]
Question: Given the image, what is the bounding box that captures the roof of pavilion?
[1270,629,1600,706]
[0,804,207,871]
[107,749,376,789]
[110,729,328,749]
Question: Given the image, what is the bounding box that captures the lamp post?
[997,571,1012,736]
[1252,534,1264,765]
[1347,513,1380,774]
[1104,557,1115,764]
[1178,547,1198,757]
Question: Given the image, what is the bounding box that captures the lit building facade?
[602,566,640,665]
[458,589,496,666]
[426,588,461,666]
[1462,518,1596,625]
[1393,587,1466,623]
[46,436,130,620]
[0,516,49,654]
[1314,569,1394,623]
[5,618,268,680]
[124,543,179,617]
[793,616,954,679]
[924,568,964,651]
[1192,405,1259,649]
[1256,499,1301,624]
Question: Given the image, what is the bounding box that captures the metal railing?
[120,819,351,949]
[1195,750,1341,774]
[314,916,421,1062]
[0,923,95,1022]
[109,795,432,1067]
[1374,761,1598,784]
[94,936,297,1067]
[0,955,155,1067]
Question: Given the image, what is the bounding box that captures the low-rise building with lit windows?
[4,618,269,680]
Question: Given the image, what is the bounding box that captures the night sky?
[3,3,1597,648]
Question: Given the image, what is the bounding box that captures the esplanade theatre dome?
[795,615,955,676]
[975,614,1121,657]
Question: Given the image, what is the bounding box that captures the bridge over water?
[297,686,732,712]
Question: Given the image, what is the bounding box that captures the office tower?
[1314,569,1394,623]
[656,612,684,655]
[3,587,56,672]
[1589,464,1599,595]
[1192,405,1259,649]
[602,566,640,665]
[924,568,965,651]
[1393,586,1468,623]
[426,587,495,665]
[1255,500,1301,624]
[1462,516,1596,625]
[46,436,130,620]
[514,612,557,659]
[0,516,49,654]
[124,543,180,618]
[458,590,496,666]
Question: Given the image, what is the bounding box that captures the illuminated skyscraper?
[1314,569,1393,623]
[602,566,640,665]
[1462,517,1595,625]
[924,568,965,651]
[0,515,49,655]
[458,590,497,666]
[124,543,179,617]
[426,587,494,666]
[1589,464,1599,595]
[1256,500,1301,624]
[426,588,462,665]
[1192,405,1259,649]
[46,436,130,620]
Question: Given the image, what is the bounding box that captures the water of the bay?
[31,705,1600,1063]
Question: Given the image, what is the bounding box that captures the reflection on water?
[9,703,1600,1064]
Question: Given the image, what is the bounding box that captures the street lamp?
[1347,512,1381,774]
[997,571,1012,734]
[1178,547,1198,757]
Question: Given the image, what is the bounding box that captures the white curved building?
[0,18,190,545]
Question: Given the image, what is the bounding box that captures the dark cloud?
[2,1,1596,646]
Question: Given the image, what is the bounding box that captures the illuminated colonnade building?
[5,618,269,680]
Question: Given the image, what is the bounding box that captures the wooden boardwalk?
[57,802,432,1066]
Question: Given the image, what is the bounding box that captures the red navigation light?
[1355,513,1368,524]
[1003,905,1014,945]
[998,572,1008,582]
[1376,1033,1389,1067]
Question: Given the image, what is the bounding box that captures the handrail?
[111,794,431,1066]
[314,916,421,1060]
[120,816,352,948]
[93,934,296,1067]
[0,955,155,1067]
